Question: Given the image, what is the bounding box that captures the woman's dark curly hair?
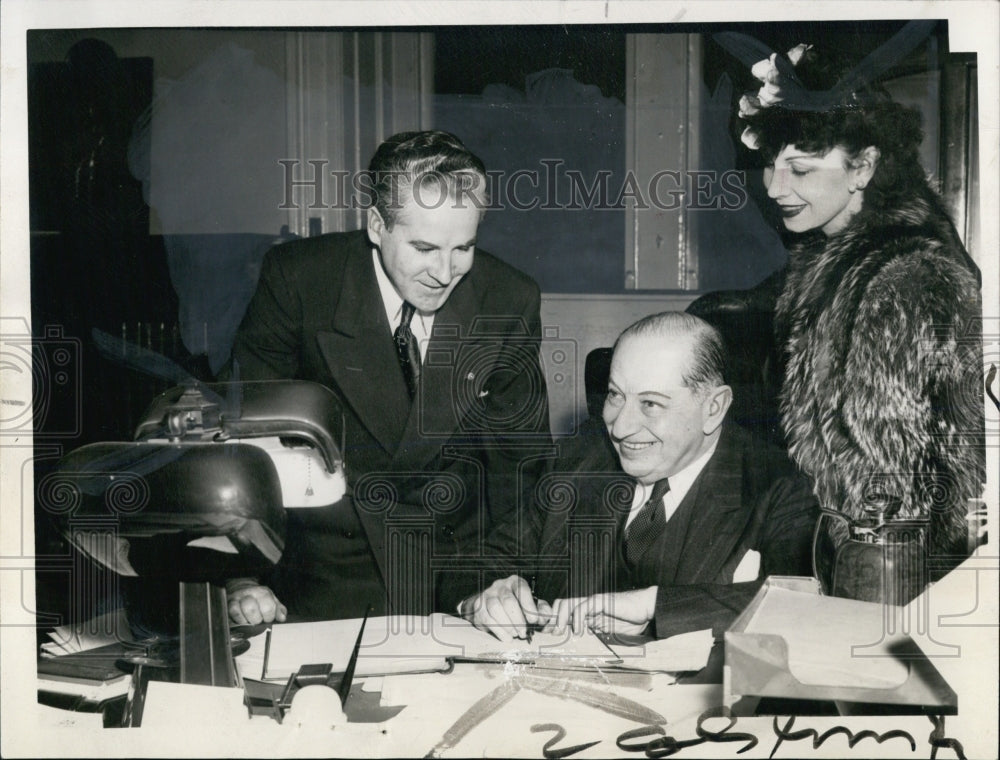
[743,45,930,214]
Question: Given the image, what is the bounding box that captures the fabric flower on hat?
[740,126,762,150]
[737,93,759,119]
[786,43,813,66]
[740,126,761,151]
[738,43,812,149]
[750,54,776,82]
[749,45,811,105]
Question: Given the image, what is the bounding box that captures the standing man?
[228,131,550,622]
[456,312,817,640]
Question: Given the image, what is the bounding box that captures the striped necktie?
[393,301,421,400]
[624,478,670,569]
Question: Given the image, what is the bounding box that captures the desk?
[28,555,997,757]
[148,661,724,757]
[35,639,975,759]
[36,661,963,759]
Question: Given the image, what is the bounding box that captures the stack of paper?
[37,670,132,702]
[37,610,135,700]
[239,613,615,681]
[239,613,713,682]
[40,609,134,657]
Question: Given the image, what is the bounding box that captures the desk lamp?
[44,379,347,688]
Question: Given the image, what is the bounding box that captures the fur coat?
[775,188,983,556]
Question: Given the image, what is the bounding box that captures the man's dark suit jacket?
[232,230,551,620]
[449,422,818,638]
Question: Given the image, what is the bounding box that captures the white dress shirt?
[624,437,720,531]
[372,249,433,362]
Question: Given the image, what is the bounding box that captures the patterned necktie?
[394,301,421,400]
[624,478,671,569]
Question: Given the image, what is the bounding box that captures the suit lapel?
[392,269,483,470]
[539,469,632,599]
[315,241,412,456]
[654,481,698,586]
[670,425,753,584]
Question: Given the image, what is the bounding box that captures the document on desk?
[740,585,910,688]
[40,609,134,656]
[256,613,614,681]
[610,627,715,673]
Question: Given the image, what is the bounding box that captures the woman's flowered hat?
[715,20,936,150]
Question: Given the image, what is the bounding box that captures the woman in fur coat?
[731,37,983,564]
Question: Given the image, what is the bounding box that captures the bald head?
[614,312,727,397]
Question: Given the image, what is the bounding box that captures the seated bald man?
[453,311,818,641]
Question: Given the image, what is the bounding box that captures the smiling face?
[602,333,724,485]
[763,145,869,235]
[367,182,481,313]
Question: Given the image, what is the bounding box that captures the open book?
[246,613,617,681]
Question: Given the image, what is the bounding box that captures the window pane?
[434,27,626,293]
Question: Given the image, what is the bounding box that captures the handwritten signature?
[614,706,758,757]
[770,715,915,757]
[531,709,965,759]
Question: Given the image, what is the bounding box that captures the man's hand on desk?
[548,587,657,637]
[458,574,553,642]
[226,578,287,625]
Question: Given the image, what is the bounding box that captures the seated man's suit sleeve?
[653,470,818,639]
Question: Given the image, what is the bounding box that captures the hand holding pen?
[523,575,554,644]
[459,574,553,643]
